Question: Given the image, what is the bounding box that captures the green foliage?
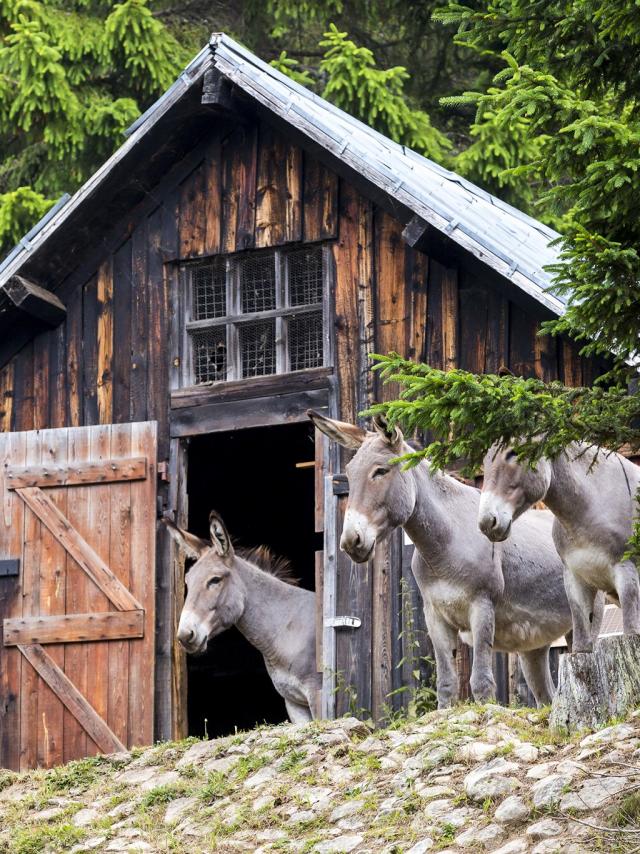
[0,0,191,256]
[319,24,451,161]
[269,50,315,87]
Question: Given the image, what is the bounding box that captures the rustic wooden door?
[0,421,156,770]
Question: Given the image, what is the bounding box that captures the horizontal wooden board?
[15,487,142,612]
[5,458,147,489]
[18,643,126,755]
[170,387,330,437]
[4,610,144,646]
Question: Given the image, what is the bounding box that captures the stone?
[72,807,100,827]
[105,841,154,852]
[202,755,237,774]
[414,783,454,800]
[494,795,529,824]
[330,800,364,823]
[440,806,475,829]
[526,818,563,840]
[406,839,434,854]
[554,760,586,778]
[253,794,275,811]
[139,770,180,791]
[422,744,453,767]
[115,766,158,786]
[580,723,635,747]
[69,837,107,853]
[531,774,572,809]
[317,730,350,746]
[463,757,520,801]
[455,822,504,848]
[531,841,565,854]
[559,775,628,812]
[164,796,198,825]
[458,741,496,762]
[491,840,529,854]
[423,798,453,819]
[526,762,556,779]
[31,805,65,822]
[243,766,276,789]
[514,743,539,762]
[290,809,316,822]
[313,835,363,853]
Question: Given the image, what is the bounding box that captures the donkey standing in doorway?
[479,443,640,649]
[310,411,601,708]
[166,512,320,723]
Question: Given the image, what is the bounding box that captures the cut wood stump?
[550,635,640,733]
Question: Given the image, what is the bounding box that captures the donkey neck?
[544,450,592,531]
[234,559,300,666]
[403,463,471,569]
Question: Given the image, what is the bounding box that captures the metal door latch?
[324,616,361,629]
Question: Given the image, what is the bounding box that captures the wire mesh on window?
[192,327,227,383]
[288,311,323,371]
[240,320,276,378]
[239,253,276,314]
[192,259,226,320]
[287,246,323,307]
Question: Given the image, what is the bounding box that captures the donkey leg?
[468,597,496,702]
[518,647,555,707]
[613,560,640,635]
[563,569,598,652]
[423,599,459,709]
[284,698,312,724]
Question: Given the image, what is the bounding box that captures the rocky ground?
[1,704,639,853]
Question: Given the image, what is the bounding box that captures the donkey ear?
[209,511,233,558]
[163,517,209,561]
[372,414,404,450]
[307,410,367,450]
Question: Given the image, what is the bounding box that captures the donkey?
[478,443,640,649]
[165,512,320,723]
[309,411,601,708]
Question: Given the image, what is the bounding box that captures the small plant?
[46,756,102,792]
[140,782,190,809]
[200,771,230,803]
[278,748,307,773]
[612,791,640,828]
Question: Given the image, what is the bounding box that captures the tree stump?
[550,635,640,733]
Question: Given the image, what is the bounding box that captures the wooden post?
[550,636,640,732]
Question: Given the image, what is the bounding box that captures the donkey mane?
[238,545,300,587]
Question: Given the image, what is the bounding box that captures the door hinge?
[158,461,170,482]
[331,474,349,495]
[324,616,361,629]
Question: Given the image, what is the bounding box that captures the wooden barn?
[0,33,601,770]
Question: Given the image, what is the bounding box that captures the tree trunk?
[550,635,640,733]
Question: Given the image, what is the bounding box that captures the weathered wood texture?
[550,636,640,732]
[0,423,156,770]
[0,111,602,730]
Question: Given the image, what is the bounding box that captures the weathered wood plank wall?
[0,113,597,733]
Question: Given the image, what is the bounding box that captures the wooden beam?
[4,610,144,646]
[201,68,235,111]
[17,643,126,754]
[5,457,147,489]
[15,487,143,612]
[4,276,66,327]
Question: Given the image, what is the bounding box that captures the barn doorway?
[185,421,319,738]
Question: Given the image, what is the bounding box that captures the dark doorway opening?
[185,421,319,738]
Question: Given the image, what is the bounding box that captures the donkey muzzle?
[340,508,376,563]
[478,491,513,542]
[177,610,208,655]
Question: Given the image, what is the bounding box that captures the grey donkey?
[479,442,640,649]
[165,512,320,723]
[310,411,602,708]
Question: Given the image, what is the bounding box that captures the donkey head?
[478,445,552,541]
[309,411,417,563]
[165,512,245,654]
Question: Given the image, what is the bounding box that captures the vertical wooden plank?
[356,199,375,414]
[561,338,584,387]
[179,163,207,259]
[112,238,133,424]
[406,247,428,363]
[36,428,68,767]
[82,276,99,426]
[441,265,458,371]
[65,289,83,428]
[0,431,26,770]
[20,429,42,769]
[130,223,149,423]
[84,425,111,755]
[221,124,258,253]
[12,343,34,431]
[48,322,67,429]
[458,273,489,373]
[108,423,132,746]
[63,426,91,761]
[168,436,188,740]
[375,211,407,401]
[255,124,302,248]
[534,328,558,382]
[485,289,509,374]
[129,421,156,747]
[284,140,302,244]
[509,303,537,377]
[0,361,14,432]
[97,259,114,424]
[32,333,50,430]
[303,154,338,242]
[204,136,222,256]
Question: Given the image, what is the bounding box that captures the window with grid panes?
[185,245,326,384]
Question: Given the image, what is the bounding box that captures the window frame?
[181,244,330,386]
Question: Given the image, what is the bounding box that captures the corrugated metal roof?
[0,33,565,317]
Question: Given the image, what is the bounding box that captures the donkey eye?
[207,576,222,588]
[505,450,518,461]
[372,467,389,479]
